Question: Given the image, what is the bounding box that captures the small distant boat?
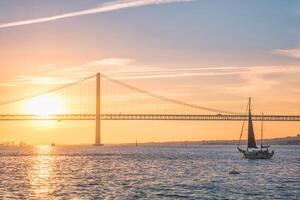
[237,98,274,159]
[51,143,56,147]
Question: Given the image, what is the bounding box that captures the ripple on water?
[0,145,299,199]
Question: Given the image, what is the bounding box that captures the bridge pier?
[94,73,103,146]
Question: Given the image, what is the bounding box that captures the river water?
[0,145,299,199]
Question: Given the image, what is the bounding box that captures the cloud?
[0,0,194,29]
[273,48,300,59]
[2,58,135,86]
[0,83,17,87]
[5,58,300,92]
[1,59,300,115]
[3,63,244,85]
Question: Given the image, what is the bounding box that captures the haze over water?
[0,145,299,199]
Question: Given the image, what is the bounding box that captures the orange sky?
[0,120,299,145]
[0,0,299,145]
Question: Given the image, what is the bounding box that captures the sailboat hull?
[237,98,275,160]
[238,148,274,159]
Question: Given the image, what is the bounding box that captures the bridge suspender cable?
[0,73,241,115]
[101,74,241,115]
[0,75,95,106]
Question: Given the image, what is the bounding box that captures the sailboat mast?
[261,112,264,148]
[249,97,251,114]
[237,99,249,148]
[247,97,251,151]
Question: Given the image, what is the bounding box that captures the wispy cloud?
[1,58,300,114]
[273,48,300,59]
[227,65,300,93]
[0,0,193,29]
[0,83,17,87]
[4,58,300,91]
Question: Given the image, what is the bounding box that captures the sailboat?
[237,98,274,159]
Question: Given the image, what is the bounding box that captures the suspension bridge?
[0,73,299,145]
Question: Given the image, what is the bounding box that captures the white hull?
[238,147,274,159]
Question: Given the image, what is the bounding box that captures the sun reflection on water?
[29,145,55,198]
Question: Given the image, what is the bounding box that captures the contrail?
[0,0,193,29]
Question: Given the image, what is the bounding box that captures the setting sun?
[25,95,64,115]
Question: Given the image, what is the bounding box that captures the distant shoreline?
[115,135,300,146]
[1,135,299,147]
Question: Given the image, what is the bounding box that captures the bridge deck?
[0,114,299,121]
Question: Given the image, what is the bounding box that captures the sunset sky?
[0,0,300,145]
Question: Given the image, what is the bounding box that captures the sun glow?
[25,95,64,115]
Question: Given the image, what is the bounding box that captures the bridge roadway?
[0,114,299,121]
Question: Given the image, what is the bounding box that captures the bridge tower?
[95,73,103,146]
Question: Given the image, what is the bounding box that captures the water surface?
[0,145,299,199]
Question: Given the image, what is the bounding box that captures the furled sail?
[247,98,257,148]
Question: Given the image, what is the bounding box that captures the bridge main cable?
[0,75,95,106]
[102,74,241,115]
